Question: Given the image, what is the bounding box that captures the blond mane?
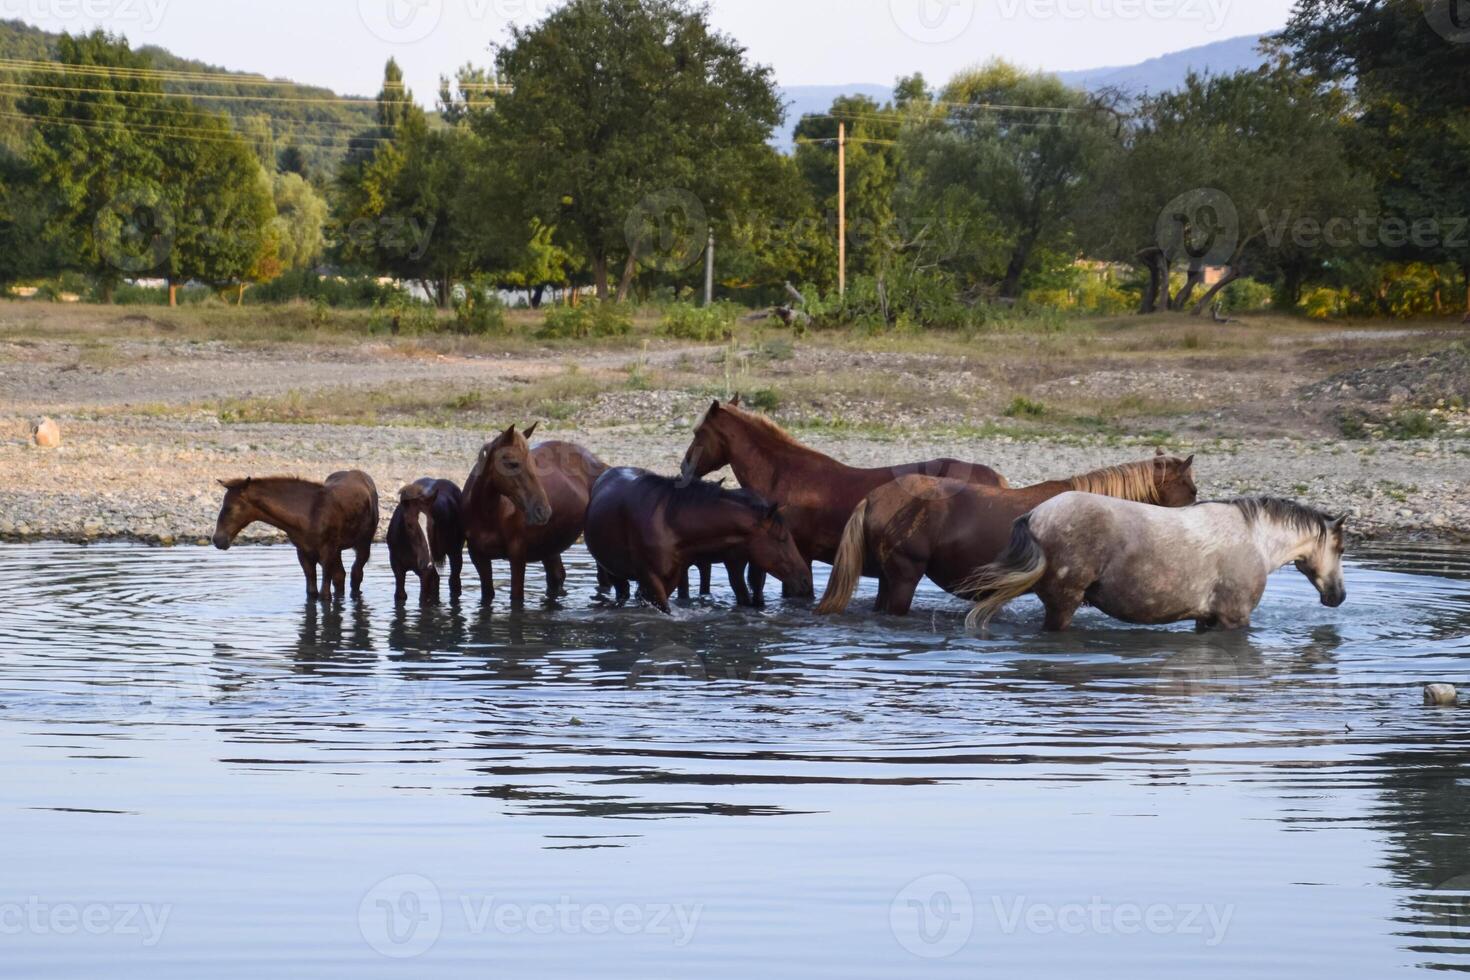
[1067,459,1163,504]
[707,403,805,449]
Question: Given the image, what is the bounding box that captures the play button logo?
[359,0,444,44]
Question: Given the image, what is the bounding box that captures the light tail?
[959,516,1049,632]
[815,500,869,616]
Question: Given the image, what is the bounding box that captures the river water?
[1,541,1468,977]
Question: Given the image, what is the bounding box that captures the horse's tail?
[815,500,869,616]
[959,515,1048,633]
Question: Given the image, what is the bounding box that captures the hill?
[0,18,377,176]
[1055,35,1269,95]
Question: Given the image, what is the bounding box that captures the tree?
[902,61,1123,299]
[1280,0,1470,312]
[489,0,784,301]
[271,171,328,271]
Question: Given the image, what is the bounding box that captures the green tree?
[903,61,1123,299]
[271,172,328,271]
[1280,0,1470,312]
[489,0,784,301]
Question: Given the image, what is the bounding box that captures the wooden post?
[705,231,715,307]
[838,121,847,298]
[168,282,177,308]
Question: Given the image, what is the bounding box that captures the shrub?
[1003,396,1047,419]
[745,388,781,412]
[368,294,438,335]
[453,277,507,335]
[659,302,739,341]
[1219,278,1273,314]
[246,269,407,308]
[539,302,633,340]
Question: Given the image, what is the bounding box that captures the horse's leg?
[726,562,753,607]
[677,567,691,603]
[874,575,890,614]
[350,542,370,599]
[422,567,442,606]
[748,567,767,606]
[510,560,527,610]
[543,556,567,601]
[882,573,921,617]
[297,548,319,602]
[448,548,464,603]
[699,563,713,597]
[393,566,408,605]
[641,575,673,615]
[331,552,349,602]
[613,577,631,607]
[470,549,495,606]
[596,567,613,595]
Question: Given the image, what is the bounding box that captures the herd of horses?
[212,398,1350,633]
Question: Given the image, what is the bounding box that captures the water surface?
[2,542,1469,977]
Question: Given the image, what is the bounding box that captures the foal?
[388,479,465,605]
[213,471,380,603]
[963,495,1348,633]
[585,468,813,614]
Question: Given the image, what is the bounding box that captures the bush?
[539,302,633,340]
[658,302,739,341]
[368,294,439,335]
[246,269,407,308]
[1219,278,1273,314]
[1003,396,1047,419]
[453,277,507,335]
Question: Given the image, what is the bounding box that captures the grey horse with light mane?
[962,495,1348,633]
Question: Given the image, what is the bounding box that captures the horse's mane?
[653,473,770,514]
[1220,497,1335,539]
[1067,459,1162,504]
[227,475,319,492]
[709,404,805,450]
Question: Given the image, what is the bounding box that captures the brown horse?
[815,454,1198,617]
[388,479,465,605]
[585,468,812,614]
[213,471,380,604]
[680,400,1008,597]
[463,424,609,609]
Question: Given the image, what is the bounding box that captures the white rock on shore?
[30,417,61,449]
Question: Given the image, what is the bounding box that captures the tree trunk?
[615,251,638,303]
[236,283,245,306]
[530,284,545,310]
[1190,267,1243,316]
[1173,259,1206,311]
[168,280,178,308]
[1000,247,1029,299]
[593,255,610,302]
[100,278,116,304]
[1463,261,1470,316]
[1136,248,1170,314]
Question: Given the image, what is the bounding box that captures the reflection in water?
[0,541,1468,978]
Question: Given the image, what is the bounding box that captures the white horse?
[962,495,1348,633]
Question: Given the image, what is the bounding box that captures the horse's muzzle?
[212,533,231,551]
[1322,588,1347,609]
[527,503,553,527]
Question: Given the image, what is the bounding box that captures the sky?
[2,0,1300,101]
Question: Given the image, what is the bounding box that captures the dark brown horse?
[213,471,380,604]
[585,468,812,614]
[679,400,1008,597]
[816,454,1198,617]
[388,479,465,605]
[463,424,609,609]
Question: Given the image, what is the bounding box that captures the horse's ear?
[730,393,742,407]
[1155,447,1166,457]
[522,422,539,440]
[1330,515,1347,532]
[1182,454,1196,471]
[709,399,722,415]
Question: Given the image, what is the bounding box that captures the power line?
[0,79,380,109]
[0,109,393,149]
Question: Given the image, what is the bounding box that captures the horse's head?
[474,424,552,526]
[746,503,812,595]
[1154,453,1199,507]
[680,401,733,484]
[212,478,258,550]
[1296,514,1348,608]
[397,483,442,581]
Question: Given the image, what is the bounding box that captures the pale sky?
[4,0,1299,101]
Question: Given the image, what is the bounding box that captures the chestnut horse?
[213,471,379,604]
[963,495,1347,633]
[463,424,608,609]
[585,468,812,614]
[388,479,465,605]
[679,400,1008,597]
[816,454,1198,617]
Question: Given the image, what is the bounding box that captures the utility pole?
[705,231,715,307]
[838,121,847,297]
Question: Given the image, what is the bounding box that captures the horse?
[585,468,812,614]
[462,424,609,609]
[212,471,379,604]
[388,479,465,605]
[679,562,755,606]
[816,454,1199,617]
[679,399,1008,597]
[962,495,1348,633]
